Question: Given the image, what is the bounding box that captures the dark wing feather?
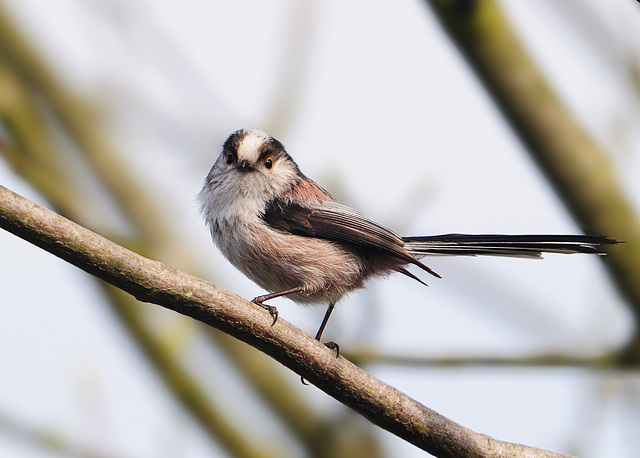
[262,199,440,277]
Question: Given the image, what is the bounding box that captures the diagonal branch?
[424,0,640,359]
[0,185,570,457]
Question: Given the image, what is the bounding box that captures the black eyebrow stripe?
[257,148,275,162]
[257,140,282,159]
[222,130,244,156]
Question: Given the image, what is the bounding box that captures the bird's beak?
[237,159,253,173]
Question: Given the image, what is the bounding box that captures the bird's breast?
[213,217,369,304]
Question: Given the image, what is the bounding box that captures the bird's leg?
[252,286,305,326]
[301,301,340,385]
[314,301,339,357]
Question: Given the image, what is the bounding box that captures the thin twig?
[346,349,620,369]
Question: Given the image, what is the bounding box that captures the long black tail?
[403,234,618,258]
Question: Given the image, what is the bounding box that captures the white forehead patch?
[237,129,270,162]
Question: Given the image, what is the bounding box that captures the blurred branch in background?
[0,407,125,458]
[263,1,319,137]
[0,0,170,248]
[425,0,640,362]
[0,2,383,458]
[346,348,617,369]
[544,0,640,107]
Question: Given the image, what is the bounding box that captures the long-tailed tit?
[198,129,616,350]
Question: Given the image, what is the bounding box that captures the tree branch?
[0,185,570,457]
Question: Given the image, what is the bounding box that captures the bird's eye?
[264,157,273,169]
[225,153,234,165]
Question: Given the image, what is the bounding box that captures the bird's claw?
[323,341,339,358]
[300,340,340,385]
[252,298,279,326]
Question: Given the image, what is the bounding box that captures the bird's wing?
[261,198,440,278]
[262,199,404,254]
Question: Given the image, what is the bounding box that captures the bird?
[198,129,617,352]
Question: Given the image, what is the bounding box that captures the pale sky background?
[1,1,640,457]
